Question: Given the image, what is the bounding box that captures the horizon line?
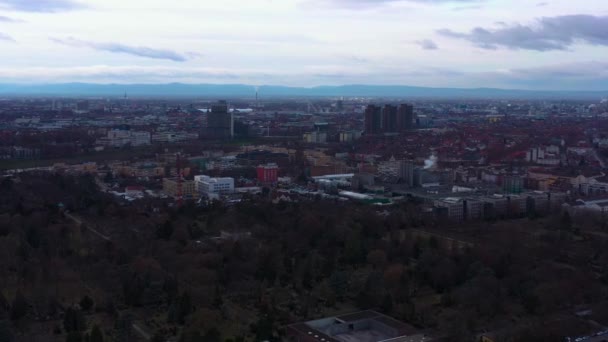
[0,82,607,94]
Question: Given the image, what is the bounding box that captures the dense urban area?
[3,95,608,342]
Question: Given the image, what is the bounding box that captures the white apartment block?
[194,175,235,195]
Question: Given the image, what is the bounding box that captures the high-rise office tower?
[336,99,344,112]
[382,105,398,133]
[365,105,383,135]
[398,104,414,130]
[206,100,233,139]
[365,104,415,135]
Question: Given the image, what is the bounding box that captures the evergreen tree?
[9,292,27,321]
[151,330,166,342]
[89,324,104,342]
[156,221,174,240]
[80,295,94,311]
[66,332,83,342]
[202,327,221,342]
[560,211,573,231]
[163,276,179,303]
[0,293,9,320]
[64,307,87,332]
[0,320,15,342]
[177,292,193,325]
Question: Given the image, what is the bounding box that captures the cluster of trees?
[1,173,608,341]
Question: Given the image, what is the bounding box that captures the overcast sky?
[0,0,607,90]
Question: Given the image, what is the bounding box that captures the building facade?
[194,175,235,195]
[257,163,279,183]
[206,100,233,139]
[365,104,415,135]
[162,178,196,199]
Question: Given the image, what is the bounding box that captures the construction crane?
[176,152,183,207]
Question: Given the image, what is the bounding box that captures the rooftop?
[287,310,430,342]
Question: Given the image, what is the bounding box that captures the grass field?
[0,146,156,170]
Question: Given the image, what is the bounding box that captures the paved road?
[132,322,152,341]
[64,212,112,241]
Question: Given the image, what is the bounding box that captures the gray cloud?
[438,15,608,51]
[0,33,15,42]
[0,15,23,22]
[416,39,439,50]
[0,0,83,12]
[50,37,189,62]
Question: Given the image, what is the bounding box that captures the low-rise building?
[506,195,527,217]
[482,196,508,219]
[194,175,235,195]
[257,163,279,183]
[464,198,484,221]
[303,131,327,144]
[526,191,550,216]
[435,198,464,222]
[125,186,145,197]
[339,130,362,143]
[286,310,431,342]
[97,129,151,147]
[162,178,196,199]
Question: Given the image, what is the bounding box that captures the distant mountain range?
[0,83,606,99]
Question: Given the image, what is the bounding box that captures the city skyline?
[0,0,607,90]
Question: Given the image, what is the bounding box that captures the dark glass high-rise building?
[206,100,233,139]
[382,105,398,132]
[398,104,414,130]
[365,105,383,135]
[365,103,415,134]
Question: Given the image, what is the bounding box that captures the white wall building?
[303,131,327,144]
[194,175,235,195]
[97,129,151,147]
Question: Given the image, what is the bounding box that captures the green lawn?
[0,147,156,170]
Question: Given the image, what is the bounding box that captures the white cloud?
[0,0,606,89]
[50,37,191,62]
